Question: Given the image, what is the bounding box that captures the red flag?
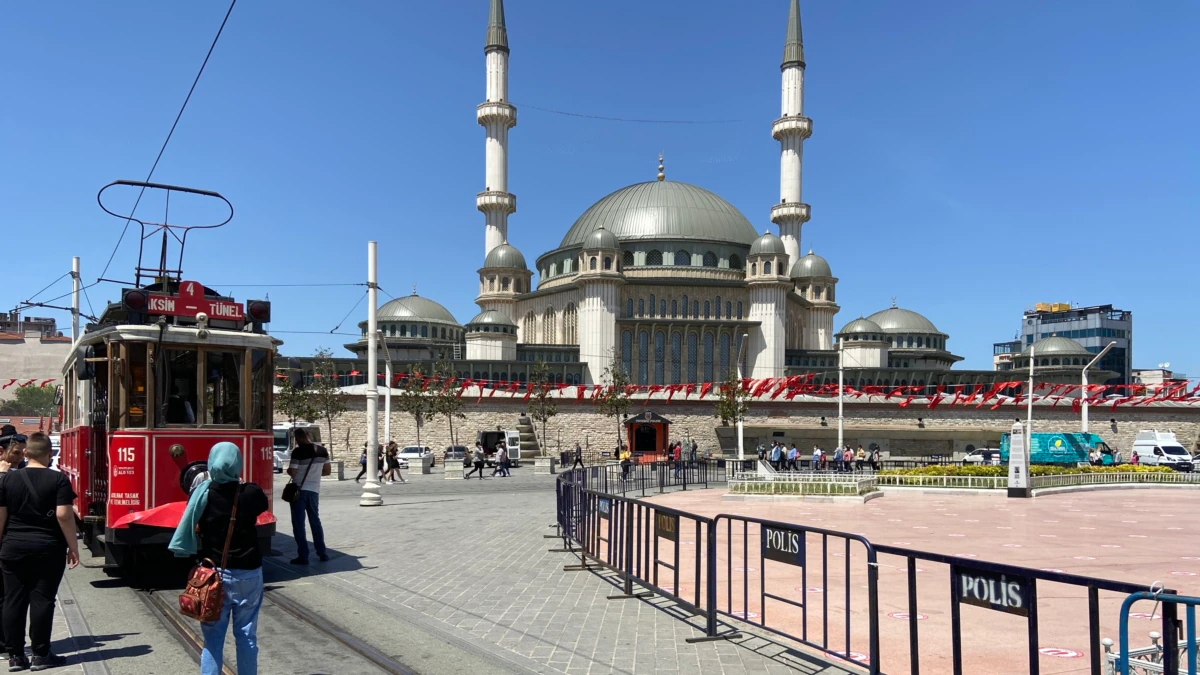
[897,395,915,408]
[1071,397,1082,414]
[700,382,713,398]
[741,378,752,392]
[770,382,788,400]
[624,385,638,396]
[19,379,36,387]
[665,385,679,404]
[37,378,54,387]
[349,370,360,377]
[927,384,946,409]
[576,385,586,401]
[2,379,16,390]
[684,383,695,399]
[456,380,471,398]
[886,387,904,400]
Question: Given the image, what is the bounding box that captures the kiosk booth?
[624,411,672,462]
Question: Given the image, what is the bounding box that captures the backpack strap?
[17,469,53,520]
[219,484,244,570]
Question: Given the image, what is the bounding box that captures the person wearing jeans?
[170,442,268,675]
[287,429,330,564]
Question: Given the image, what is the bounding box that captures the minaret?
[770,0,812,268]
[478,0,517,257]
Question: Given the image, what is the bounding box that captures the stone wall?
[280,394,1200,466]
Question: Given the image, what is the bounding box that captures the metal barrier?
[1116,591,1196,675]
[1032,472,1200,489]
[729,472,878,496]
[874,474,1009,489]
[553,466,1170,675]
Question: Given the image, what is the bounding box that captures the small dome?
[837,317,884,336]
[376,294,459,325]
[749,231,787,257]
[467,309,517,327]
[789,250,832,278]
[483,243,527,270]
[582,227,619,250]
[865,307,941,334]
[1020,336,1091,358]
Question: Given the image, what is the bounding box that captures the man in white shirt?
[286,428,331,564]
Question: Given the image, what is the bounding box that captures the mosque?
[335,0,1091,392]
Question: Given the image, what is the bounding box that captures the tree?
[713,367,751,428]
[526,360,557,456]
[275,377,316,426]
[595,351,632,454]
[309,348,348,453]
[395,363,432,446]
[0,385,56,416]
[430,360,465,446]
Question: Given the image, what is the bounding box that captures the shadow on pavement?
[52,632,153,665]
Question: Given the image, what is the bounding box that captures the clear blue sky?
[2,1,1197,374]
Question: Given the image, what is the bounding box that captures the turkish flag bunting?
[576,385,586,401]
[37,378,54,387]
[20,379,36,387]
[927,385,946,409]
[898,395,915,408]
[700,382,713,398]
[741,378,752,392]
[685,384,695,399]
[752,379,774,397]
[624,385,639,396]
[1,379,15,390]
[1072,398,1082,414]
[666,385,680,404]
[886,387,904,399]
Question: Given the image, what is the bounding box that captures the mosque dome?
[864,306,941,334]
[466,309,516,327]
[836,317,884,336]
[376,294,459,326]
[748,231,787,256]
[558,180,758,248]
[482,243,527,270]
[1020,336,1091,358]
[582,226,619,250]
[789,250,832,278]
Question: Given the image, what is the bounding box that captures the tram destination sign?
[762,524,805,567]
[146,280,244,321]
[952,563,1031,617]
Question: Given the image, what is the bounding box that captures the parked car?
[444,445,469,465]
[398,446,433,467]
[962,448,1001,465]
[273,422,323,472]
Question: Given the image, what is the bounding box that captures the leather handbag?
[179,484,242,622]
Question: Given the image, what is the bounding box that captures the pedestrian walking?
[871,446,881,471]
[784,444,796,471]
[571,443,585,470]
[673,443,683,478]
[465,444,486,479]
[810,445,820,472]
[619,446,632,481]
[170,442,268,675]
[855,446,866,471]
[354,445,368,483]
[376,444,386,482]
[0,432,77,671]
[286,429,330,565]
[382,442,397,484]
[757,443,766,462]
[769,443,782,471]
[819,447,827,471]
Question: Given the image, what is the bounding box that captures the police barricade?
[710,514,881,673]
[1116,590,1195,674]
[870,544,1171,675]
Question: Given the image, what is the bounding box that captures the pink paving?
[639,489,1200,674]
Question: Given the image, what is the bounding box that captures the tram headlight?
[247,301,271,323]
[180,461,210,496]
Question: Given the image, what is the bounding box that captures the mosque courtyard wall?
[281,395,1200,466]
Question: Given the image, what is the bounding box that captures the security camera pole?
[361,241,383,507]
[1081,341,1117,433]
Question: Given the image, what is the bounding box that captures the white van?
[1130,430,1193,472]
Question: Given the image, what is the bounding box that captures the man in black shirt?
[0,432,78,670]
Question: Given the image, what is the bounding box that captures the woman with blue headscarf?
[170,442,268,675]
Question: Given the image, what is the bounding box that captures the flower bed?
[877,464,1174,478]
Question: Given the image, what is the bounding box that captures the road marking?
[730,610,759,619]
[1003,544,1023,548]
[954,553,978,558]
[1039,648,1083,659]
[889,612,928,621]
[1171,571,1198,577]
[1130,612,1162,620]
[831,651,871,664]
[1073,556,1096,560]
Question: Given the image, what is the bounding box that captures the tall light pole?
[360,241,383,507]
[1082,341,1117,434]
[377,330,394,445]
[70,257,81,343]
[1026,344,1035,447]
[837,340,845,452]
[736,334,749,461]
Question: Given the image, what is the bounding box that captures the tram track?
[138,584,415,674]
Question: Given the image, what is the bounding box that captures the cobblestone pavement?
[268,466,855,674]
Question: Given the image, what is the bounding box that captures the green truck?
[999,432,1117,466]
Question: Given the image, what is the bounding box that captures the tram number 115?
[116,447,137,462]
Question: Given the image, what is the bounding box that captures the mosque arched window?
[750,262,757,276]
[649,294,656,317]
[523,311,536,341]
[654,331,665,384]
[681,295,689,318]
[659,300,666,316]
[637,299,645,317]
[1052,358,1060,366]
[703,251,718,267]
[719,333,731,378]
[646,250,663,266]
[813,286,822,300]
[704,301,710,319]
[736,302,743,320]
[563,304,577,345]
[622,250,634,267]
[638,330,649,385]
[715,296,722,319]
[411,324,419,336]
[549,263,557,277]
[621,331,633,379]
[589,256,597,270]
[729,254,743,271]
[671,300,678,318]
[421,325,428,338]
[626,298,634,317]
[703,333,715,383]
[764,261,772,275]
[501,277,510,291]
[674,250,691,266]
[687,332,699,384]
[726,302,732,320]
[693,300,700,318]
[907,336,914,348]
[542,307,557,344]
[488,277,495,291]
[603,256,612,270]
[917,337,924,348]
[670,332,682,384]
[441,327,447,339]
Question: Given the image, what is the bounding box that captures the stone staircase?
[516,415,541,459]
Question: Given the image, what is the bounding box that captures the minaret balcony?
[477,102,517,128]
[476,191,517,214]
[770,202,811,224]
[771,115,812,141]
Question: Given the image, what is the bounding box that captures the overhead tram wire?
[98,0,240,282]
[329,289,368,334]
[515,102,740,125]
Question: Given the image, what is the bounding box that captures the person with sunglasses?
[0,427,26,474]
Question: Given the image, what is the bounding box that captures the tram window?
[123,343,148,428]
[250,349,271,431]
[161,349,199,425]
[204,351,243,426]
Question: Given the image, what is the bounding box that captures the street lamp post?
[360,241,383,507]
[736,334,749,461]
[837,340,844,452]
[1026,344,1035,449]
[1081,341,1117,434]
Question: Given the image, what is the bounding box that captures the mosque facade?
[338,0,1049,393]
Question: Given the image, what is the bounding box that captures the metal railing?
[1033,472,1200,489]
[729,472,877,496]
[1115,591,1197,674]
[874,474,1010,489]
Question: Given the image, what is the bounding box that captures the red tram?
[58,181,278,568]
